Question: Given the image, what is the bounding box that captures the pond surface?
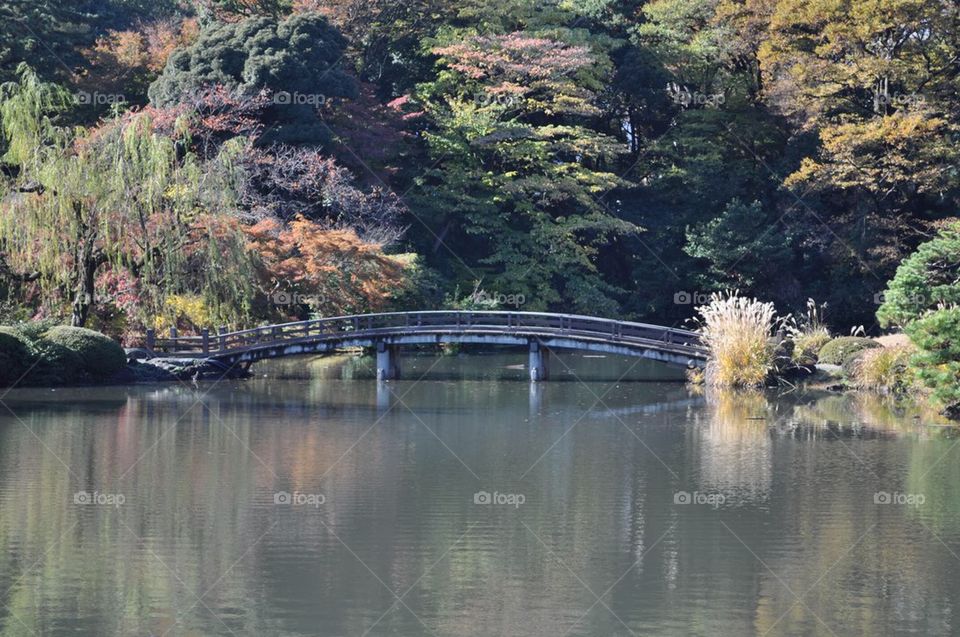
[1,352,959,636]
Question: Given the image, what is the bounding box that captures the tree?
[761,0,960,265]
[245,215,410,317]
[685,199,794,290]
[149,12,357,145]
[0,1,93,84]
[902,308,960,413]
[202,0,293,19]
[616,0,798,320]
[414,33,638,314]
[0,0,189,85]
[240,145,405,242]
[144,86,407,241]
[877,221,960,414]
[0,66,256,327]
[305,0,454,98]
[877,221,960,328]
[80,17,200,108]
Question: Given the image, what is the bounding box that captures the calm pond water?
[1,351,960,636]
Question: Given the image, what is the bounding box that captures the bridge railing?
[148,311,704,356]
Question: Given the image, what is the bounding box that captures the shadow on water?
[258,348,690,382]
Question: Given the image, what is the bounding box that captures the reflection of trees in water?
[2,384,960,635]
[0,395,278,635]
[0,382,657,635]
[690,390,960,636]
[787,392,945,439]
[695,390,773,502]
[906,426,960,534]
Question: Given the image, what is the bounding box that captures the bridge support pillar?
[376,342,401,381]
[528,340,550,382]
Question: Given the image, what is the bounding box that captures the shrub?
[44,326,126,380]
[847,345,916,394]
[817,337,880,365]
[0,329,32,386]
[10,319,58,343]
[25,340,83,386]
[694,292,783,387]
[877,225,960,415]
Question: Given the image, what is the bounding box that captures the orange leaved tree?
[246,215,410,317]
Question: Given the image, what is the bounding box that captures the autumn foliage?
[246,216,408,316]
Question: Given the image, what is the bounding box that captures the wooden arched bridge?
[146,311,707,381]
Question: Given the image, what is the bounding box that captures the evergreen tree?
[149,12,357,145]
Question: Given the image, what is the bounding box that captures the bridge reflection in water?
[146,311,707,381]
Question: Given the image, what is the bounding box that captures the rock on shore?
[123,354,252,383]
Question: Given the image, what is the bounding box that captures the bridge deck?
[147,311,707,367]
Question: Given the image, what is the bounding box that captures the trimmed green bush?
[817,337,881,365]
[44,326,126,380]
[0,329,32,386]
[11,319,58,343]
[26,340,83,386]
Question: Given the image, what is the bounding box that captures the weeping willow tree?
[0,64,257,329]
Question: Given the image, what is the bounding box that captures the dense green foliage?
[44,325,126,379]
[904,309,960,409]
[877,223,960,328]
[149,13,356,144]
[0,322,122,386]
[2,0,960,340]
[24,339,83,385]
[0,328,30,384]
[817,337,880,366]
[413,32,636,314]
[878,224,960,411]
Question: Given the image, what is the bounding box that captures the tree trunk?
[71,247,100,327]
[69,201,104,328]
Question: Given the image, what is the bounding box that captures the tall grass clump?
[694,292,783,387]
[787,299,831,365]
[848,345,917,395]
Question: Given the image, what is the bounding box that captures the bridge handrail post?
[146,329,155,351]
[218,326,227,351]
[169,327,177,352]
[201,328,210,354]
